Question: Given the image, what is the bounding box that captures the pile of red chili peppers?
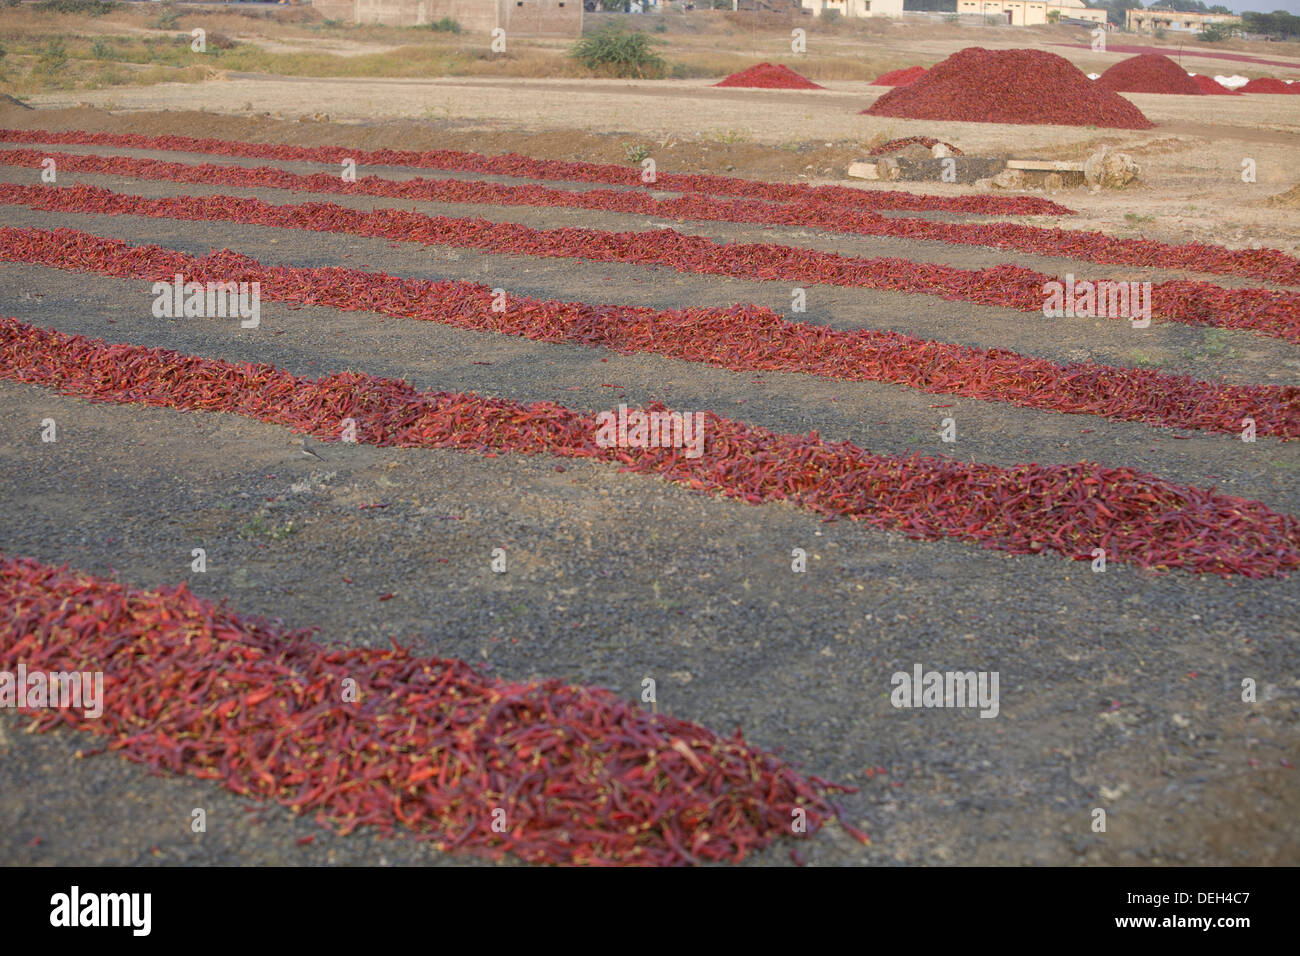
[1191,74,1241,95]
[870,66,928,86]
[1238,77,1300,94]
[714,62,825,90]
[4,227,1296,438]
[2,317,1297,577]
[866,48,1155,129]
[0,552,864,864]
[1095,54,1204,95]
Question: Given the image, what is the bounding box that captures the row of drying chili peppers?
[3,317,1297,576]
[0,551,862,865]
[8,147,1295,284]
[4,183,1296,342]
[6,227,1296,439]
[0,126,1072,216]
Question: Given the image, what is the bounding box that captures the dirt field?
[0,6,1298,870]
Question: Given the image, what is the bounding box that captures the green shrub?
[1197,22,1238,42]
[35,0,117,14]
[425,17,461,32]
[570,26,665,79]
[154,5,182,30]
[38,38,69,73]
[91,37,113,60]
[622,140,651,163]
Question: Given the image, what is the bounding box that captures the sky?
[1229,0,1300,12]
[1135,1,1300,11]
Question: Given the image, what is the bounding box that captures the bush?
[426,17,461,33]
[1197,22,1238,42]
[91,36,113,60]
[622,140,651,163]
[206,31,238,50]
[35,0,116,13]
[38,38,68,73]
[570,26,666,78]
[153,5,182,31]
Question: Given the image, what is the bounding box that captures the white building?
[954,0,1107,25]
[802,0,905,18]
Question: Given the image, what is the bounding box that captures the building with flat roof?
[954,0,1106,25]
[801,0,905,18]
[1126,8,1240,33]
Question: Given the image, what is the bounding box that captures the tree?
[1242,11,1300,40]
[1104,0,1143,28]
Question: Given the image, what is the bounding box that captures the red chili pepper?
[0,125,1072,216]
[2,227,1294,437]
[1,317,1295,578]
[1,187,1291,338]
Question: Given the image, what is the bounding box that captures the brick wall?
[314,0,581,34]
[499,0,583,36]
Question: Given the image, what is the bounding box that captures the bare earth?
[1,15,1298,869]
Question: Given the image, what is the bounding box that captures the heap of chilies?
[1095,54,1205,95]
[0,126,1071,215]
[2,317,1298,577]
[3,185,1297,342]
[714,62,825,90]
[0,552,863,865]
[5,147,1299,284]
[4,228,1296,438]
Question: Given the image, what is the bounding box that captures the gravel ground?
[1,137,1297,868]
